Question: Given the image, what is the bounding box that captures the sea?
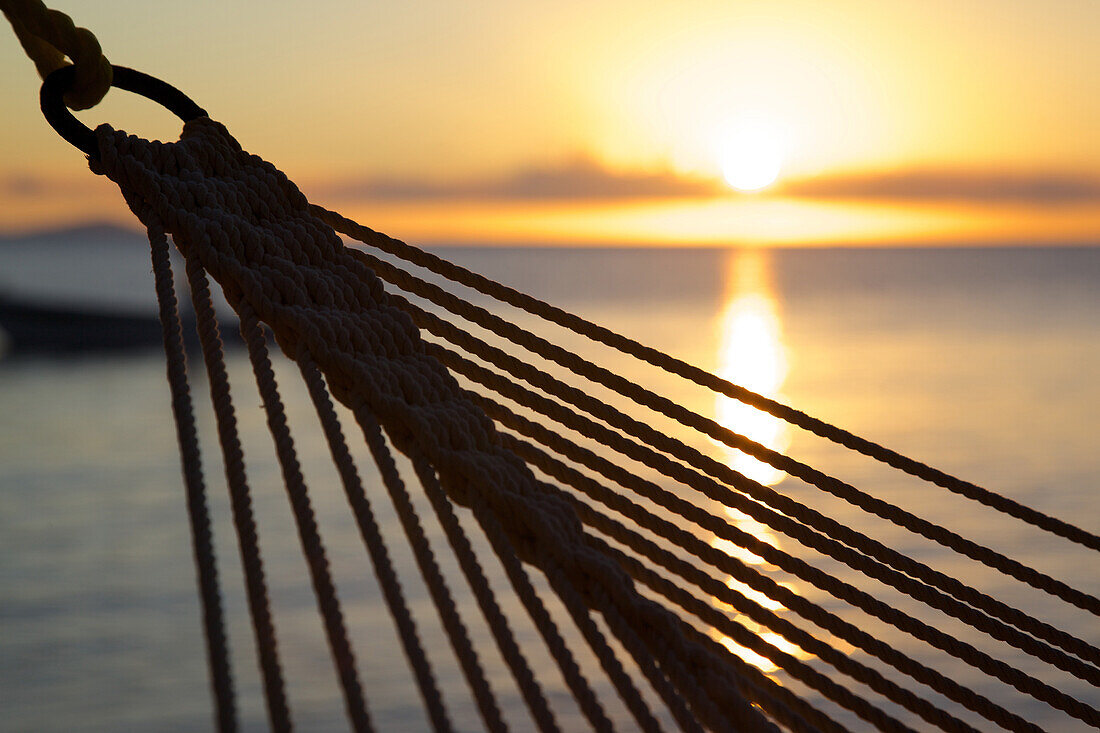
[1,229,1098,731]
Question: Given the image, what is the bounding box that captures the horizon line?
[2,219,1096,250]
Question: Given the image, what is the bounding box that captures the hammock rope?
[405,308,1100,675]
[185,259,295,732]
[316,208,1098,553]
[84,114,1097,732]
[4,4,1097,726]
[298,349,459,732]
[501,428,1040,732]
[442,346,1095,727]
[348,243,1098,617]
[148,220,239,732]
[104,115,808,731]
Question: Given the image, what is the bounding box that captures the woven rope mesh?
[81,117,1100,732]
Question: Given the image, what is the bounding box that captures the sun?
[718,117,788,192]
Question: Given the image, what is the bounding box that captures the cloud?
[0,173,102,198]
[14,161,1093,211]
[780,169,1100,205]
[321,157,724,201]
[1,174,50,197]
[320,161,1100,207]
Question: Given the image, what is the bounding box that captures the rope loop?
[41,64,206,159]
[0,0,112,109]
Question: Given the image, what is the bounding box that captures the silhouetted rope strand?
[587,573,779,733]
[316,205,1099,552]
[579,536,924,733]
[407,454,561,733]
[173,250,291,733]
[91,116,1095,733]
[100,117,761,730]
[356,400,464,733]
[199,132,766,730]
[492,398,1100,698]
[352,406,509,733]
[505,432,1023,732]
[404,305,1100,669]
[467,500,617,732]
[677,620,849,733]
[604,529,984,733]
[515,443,1035,732]
[412,309,1100,679]
[148,224,238,733]
[512,434,966,732]
[105,114,513,732]
[540,560,668,733]
[600,578,816,733]
[440,357,1100,724]
[497,417,1051,729]
[359,249,1100,617]
[562,548,714,731]
[237,303,373,733]
[372,263,1100,665]
[596,595,708,733]
[296,352,454,733]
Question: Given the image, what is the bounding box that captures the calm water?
[1,239,1098,731]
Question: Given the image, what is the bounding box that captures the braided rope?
[501,425,997,731]
[355,247,1100,617]
[354,408,509,733]
[539,558,667,733]
[507,433,1039,732]
[408,452,561,732]
[178,259,292,732]
[677,620,845,733]
[237,302,374,732]
[409,309,1100,681]
[297,352,455,732]
[433,345,1099,724]
[83,111,1097,731]
[502,430,1028,732]
[316,206,1100,554]
[580,535,922,733]
[91,116,776,732]
[468,496,616,732]
[147,223,237,732]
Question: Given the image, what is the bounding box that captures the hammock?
[4,4,1098,731]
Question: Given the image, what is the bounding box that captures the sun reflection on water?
[710,249,812,674]
[714,249,790,487]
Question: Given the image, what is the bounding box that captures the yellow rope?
[0,0,111,110]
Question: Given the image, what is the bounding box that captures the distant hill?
[0,222,168,311]
[0,222,146,247]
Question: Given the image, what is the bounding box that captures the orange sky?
[1,0,1097,245]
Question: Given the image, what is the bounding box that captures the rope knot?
[2,0,112,109]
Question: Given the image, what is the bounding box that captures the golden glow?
[566,1,1100,182]
[710,509,780,568]
[714,249,790,486]
[718,116,787,192]
[714,628,780,674]
[311,196,1100,249]
[708,571,814,674]
[707,249,815,675]
[2,1,1096,240]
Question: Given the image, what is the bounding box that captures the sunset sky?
[1,0,1097,245]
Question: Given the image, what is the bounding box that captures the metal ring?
[41,65,207,158]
